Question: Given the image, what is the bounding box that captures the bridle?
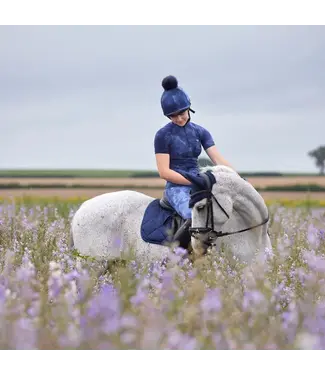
[188,172,269,248]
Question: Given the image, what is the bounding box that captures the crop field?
[1,174,325,202]
[1,175,325,187]
[0,196,325,349]
[1,188,325,203]
[1,170,325,349]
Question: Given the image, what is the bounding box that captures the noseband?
[188,172,269,247]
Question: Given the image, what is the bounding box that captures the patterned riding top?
[154,121,215,180]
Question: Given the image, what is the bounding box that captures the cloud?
[0,25,324,171]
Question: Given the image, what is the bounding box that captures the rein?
[188,187,269,245]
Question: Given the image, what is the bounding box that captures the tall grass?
[0,199,324,349]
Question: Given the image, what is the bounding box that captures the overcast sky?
[1,25,325,172]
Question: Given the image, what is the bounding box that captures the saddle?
[140,195,186,246]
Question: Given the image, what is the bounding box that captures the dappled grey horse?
[70,165,271,264]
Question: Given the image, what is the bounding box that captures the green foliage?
[308,145,325,175]
[0,169,322,179]
[0,183,163,190]
[0,169,151,178]
[198,157,214,167]
[260,184,325,192]
[129,171,159,178]
[1,183,325,192]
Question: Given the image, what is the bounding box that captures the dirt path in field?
[1,188,325,201]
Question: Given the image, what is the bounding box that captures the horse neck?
[218,172,268,226]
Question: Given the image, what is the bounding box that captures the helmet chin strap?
[185,108,195,125]
[168,108,195,125]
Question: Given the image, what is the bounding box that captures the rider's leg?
[165,185,192,249]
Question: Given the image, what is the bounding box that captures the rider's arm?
[198,125,236,172]
[154,128,191,185]
[205,145,236,171]
[155,154,192,185]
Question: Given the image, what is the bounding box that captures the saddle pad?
[140,199,175,245]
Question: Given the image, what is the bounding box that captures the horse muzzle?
[189,227,219,255]
[190,226,223,240]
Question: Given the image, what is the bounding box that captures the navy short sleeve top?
[154,121,215,173]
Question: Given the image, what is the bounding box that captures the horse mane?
[199,164,238,176]
[204,165,269,224]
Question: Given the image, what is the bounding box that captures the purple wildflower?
[11,318,37,350]
[307,224,321,248]
[167,330,197,350]
[303,251,325,273]
[319,229,325,240]
[200,288,222,313]
[242,290,266,311]
[174,247,188,257]
[264,246,274,260]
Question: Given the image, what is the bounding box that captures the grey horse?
[70,165,271,264]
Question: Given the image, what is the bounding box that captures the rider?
[154,75,235,248]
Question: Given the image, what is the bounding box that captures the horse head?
[180,166,270,261]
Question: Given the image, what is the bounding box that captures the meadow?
[0,195,325,349]
[1,169,325,349]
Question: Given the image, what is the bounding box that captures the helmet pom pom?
[162,75,178,91]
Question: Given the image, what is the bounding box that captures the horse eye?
[196,204,205,211]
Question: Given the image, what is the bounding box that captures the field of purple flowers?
[0,200,325,349]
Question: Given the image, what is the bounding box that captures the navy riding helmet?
[160,75,195,117]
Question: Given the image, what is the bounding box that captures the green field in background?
[1,195,325,209]
[0,169,321,178]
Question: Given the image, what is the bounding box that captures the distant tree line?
[308,145,325,175]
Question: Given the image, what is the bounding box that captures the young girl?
[154,75,235,248]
